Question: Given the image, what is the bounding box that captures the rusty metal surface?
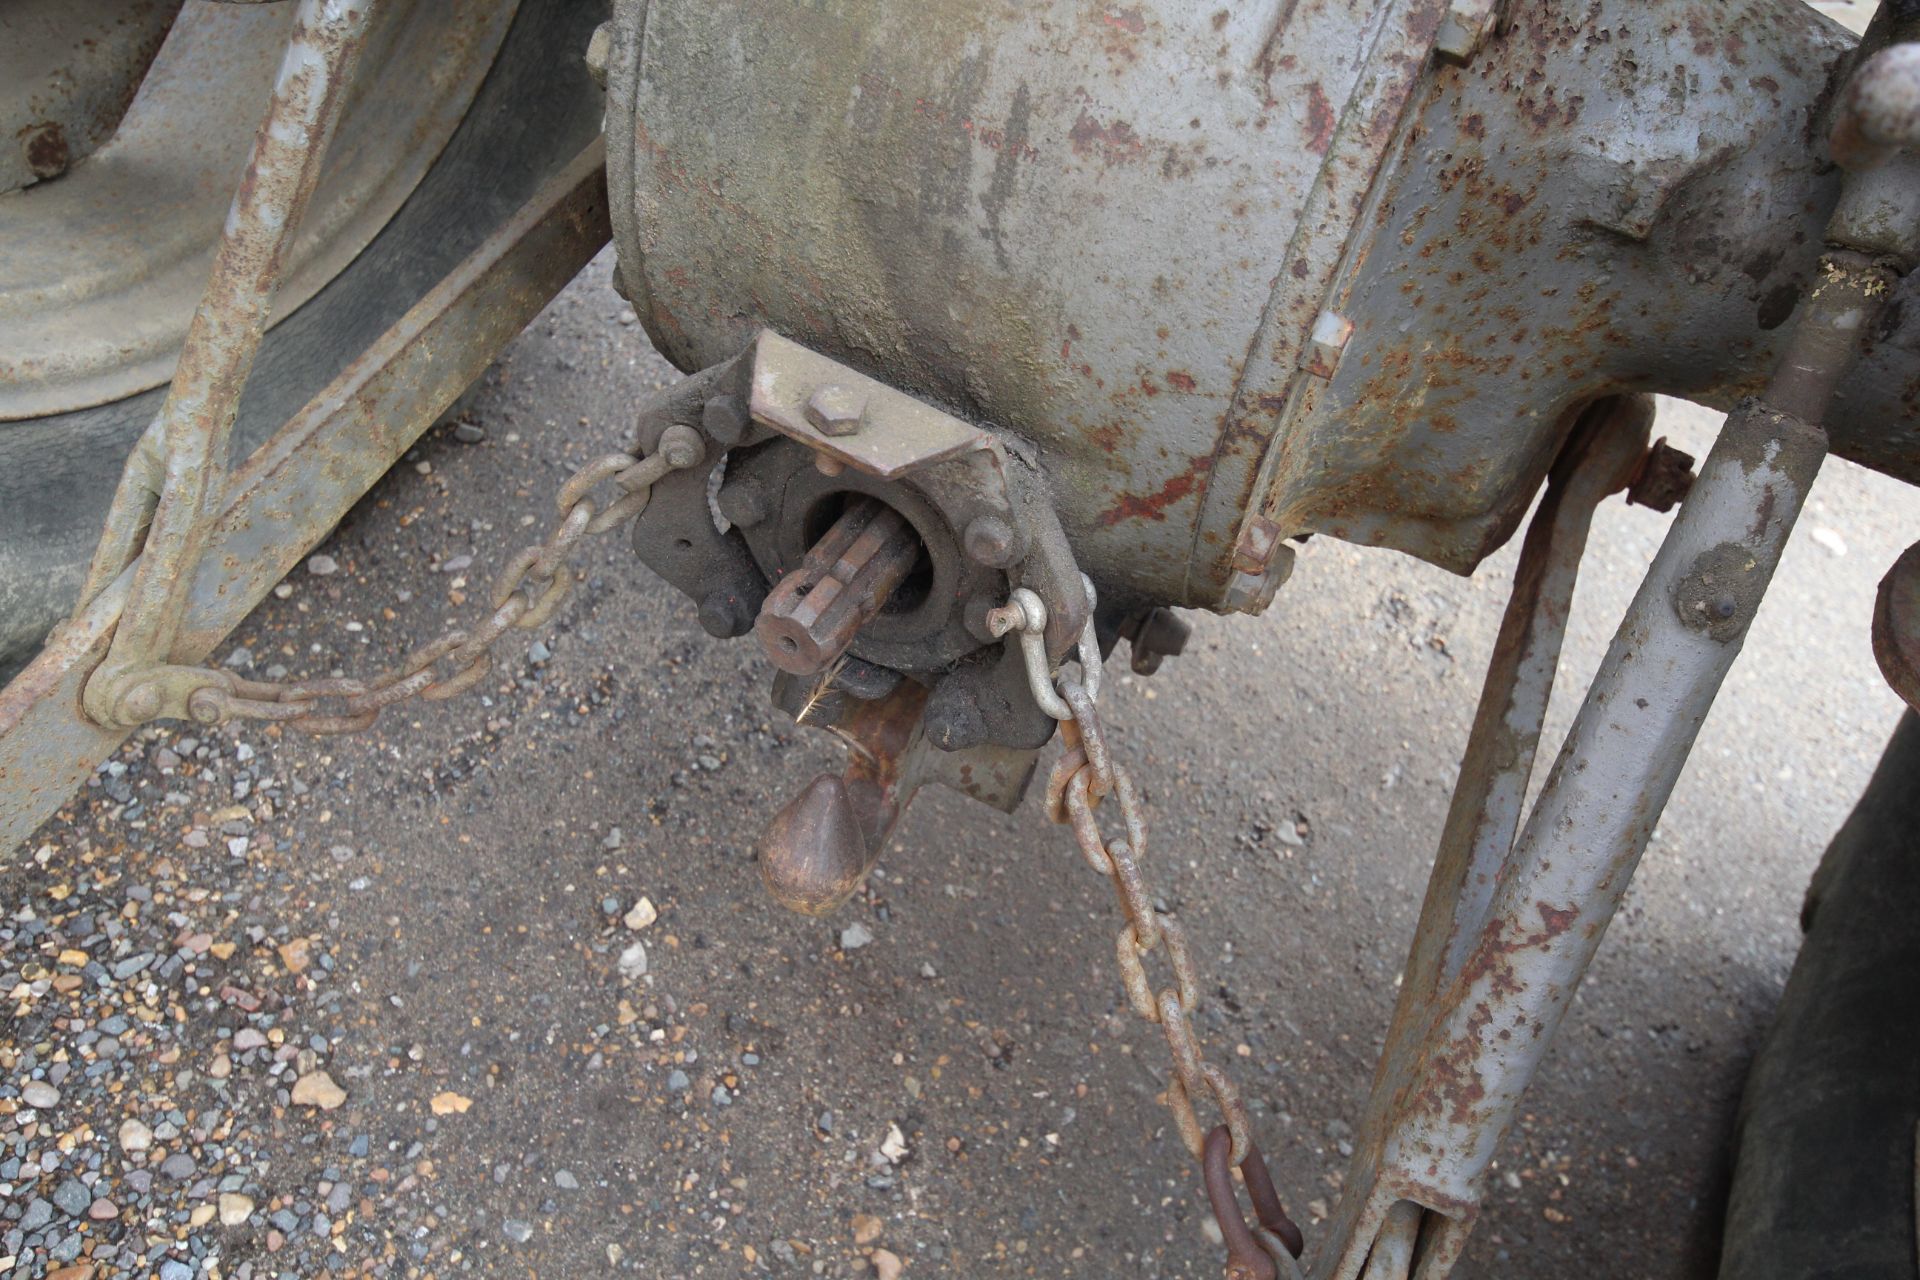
[607,0,1920,615]
[0,0,516,419]
[0,0,183,194]
[1324,400,1649,1278]
[83,0,383,730]
[607,0,1451,612]
[1319,239,1895,1278]
[1873,539,1920,712]
[758,678,930,916]
[195,428,699,733]
[741,330,1093,669]
[1290,0,1876,576]
[1320,397,1831,1280]
[993,591,1299,1277]
[0,143,611,853]
[1830,41,1920,170]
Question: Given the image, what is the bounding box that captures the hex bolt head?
[804,385,867,437]
[963,514,1018,567]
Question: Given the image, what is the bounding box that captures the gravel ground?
[6,228,1919,1280]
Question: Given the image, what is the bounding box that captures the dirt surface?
[5,247,1919,1280]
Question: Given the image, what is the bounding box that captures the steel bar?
[1336,400,1651,1280]
[81,0,376,729]
[0,142,611,854]
[1320,392,1831,1280]
[1318,255,1895,1279]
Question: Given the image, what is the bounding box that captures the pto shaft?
[755,497,919,676]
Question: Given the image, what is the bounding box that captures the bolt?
[698,589,757,639]
[815,454,846,478]
[717,477,771,528]
[1627,438,1697,513]
[583,22,612,89]
[1125,606,1191,676]
[702,394,750,447]
[963,514,1019,567]
[188,688,228,725]
[116,681,164,725]
[1434,0,1501,62]
[657,424,704,470]
[1298,310,1354,379]
[804,385,867,437]
[963,595,1000,643]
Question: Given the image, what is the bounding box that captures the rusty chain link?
[180,425,705,733]
[990,579,1305,1280]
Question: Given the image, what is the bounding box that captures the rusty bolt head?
[804,384,867,437]
[584,22,612,89]
[716,476,772,528]
[1626,438,1696,513]
[698,588,758,639]
[814,453,846,478]
[1299,310,1354,379]
[1434,0,1501,62]
[963,514,1019,567]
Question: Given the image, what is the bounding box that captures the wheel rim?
[0,0,519,420]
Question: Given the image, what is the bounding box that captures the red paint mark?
[1098,456,1211,525]
[1305,83,1335,154]
[1102,6,1146,34]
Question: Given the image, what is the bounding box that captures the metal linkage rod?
[81,0,376,729]
[1321,263,1896,1280]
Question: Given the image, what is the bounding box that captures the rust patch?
[1098,455,1212,525]
[1068,110,1146,163]
[1305,83,1336,154]
[23,122,71,180]
[1166,370,1198,392]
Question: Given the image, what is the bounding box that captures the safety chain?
[989,581,1305,1280]
[184,425,706,734]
